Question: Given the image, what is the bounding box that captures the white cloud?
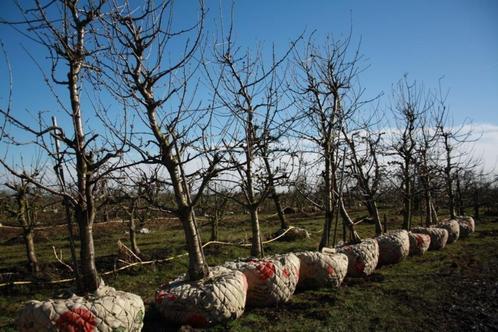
[461,122,498,174]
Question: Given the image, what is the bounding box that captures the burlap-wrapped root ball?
[224,253,300,307]
[155,266,247,327]
[295,251,348,290]
[375,230,410,266]
[455,216,475,238]
[336,239,379,277]
[408,232,431,256]
[16,285,145,332]
[411,227,449,250]
[433,219,459,244]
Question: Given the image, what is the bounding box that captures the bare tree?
[204,19,299,257]
[5,178,40,274]
[292,34,364,248]
[0,0,125,293]
[415,95,444,226]
[438,115,477,219]
[204,185,229,242]
[104,1,223,280]
[389,76,431,230]
[342,127,385,235]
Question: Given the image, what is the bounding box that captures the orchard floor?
[1,212,497,331]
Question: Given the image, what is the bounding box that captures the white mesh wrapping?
[336,239,379,277]
[155,266,247,327]
[295,251,348,290]
[223,253,300,307]
[433,220,460,244]
[454,216,475,238]
[408,232,431,256]
[16,285,145,332]
[411,227,449,250]
[375,230,410,266]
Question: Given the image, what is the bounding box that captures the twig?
[52,246,73,272]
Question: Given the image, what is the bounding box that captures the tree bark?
[262,155,289,230]
[75,207,99,293]
[178,206,209,280]
[473,189,480,221]
[366,199,383,235]
[16,185,39,274]
[319,151,334,250]
[23,228,39,274]
[444,135,456,219]
[402,157,412,230]
[456,172,464,216]
[249,206,263,257]
[129,209,140,256]
[210,213,219,241]
[339,197,361,243]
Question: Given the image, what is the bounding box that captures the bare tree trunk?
[430,201,439,223]
[339,197,361,243]
[444,135,456,219]
[249,206,263,257]
[272,188,288,230]
[75,208,99,293]
[263,155,289,230]
[14,184,40,274]
[402,159,412,230]
[456,172,464,216]
[23,228,39,274]
[424,190,434,226]
[319,153,334,250]
[178,207,209,280]
[210,213,219,241]
[366,200,383,235]
[129,210,140,256]
[473,189,480,221]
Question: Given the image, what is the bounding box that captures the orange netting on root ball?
[336,239,379,278]
[16,284,145,332]
[408,232,431,256]
[411,227,449,250]
[155,266,247,328]
[295,251,348,290]
[375,230,410,267]
[223,253,300,307]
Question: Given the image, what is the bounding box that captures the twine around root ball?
[336,239,379,277]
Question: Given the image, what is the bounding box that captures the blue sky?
[0,0,497,169]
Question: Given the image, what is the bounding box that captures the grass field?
[1,210,497,331]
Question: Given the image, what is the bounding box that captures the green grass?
[1,211,497,331]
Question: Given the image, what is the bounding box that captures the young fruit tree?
[0,0,127,293]
[1,2,145,331]
[104,0,221,281]
[291,34,364,248]
[203,23,300,257]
